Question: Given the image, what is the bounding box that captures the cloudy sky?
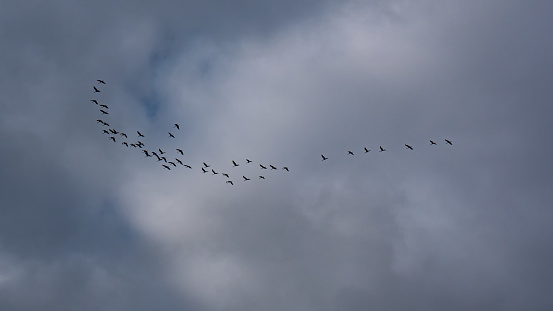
[1,0,553,310]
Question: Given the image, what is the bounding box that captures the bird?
[405,144,413,150]
[260,164,267,169]
[168,162,176,167]
[130,143,137,148]
[120,133,127,138]
[136,141,144,147]
[175,158,183,165]
[122,142,128,147]
[159,149,165,154]
[151,151,158,157]
[100,110,108,115]
[445,139,453,145]
[143,150,150,156]
[226,181,234,185]
[97,80,106,84]
[364,147,370,153]
[96,119,104,124]
[282,167,289,171]
[153,154,161,161]
[162,165,171,170]
[379,146,386,152]
[202,167,208,173]
[93,86,101,92]
[259,176,265,179]
[243,176,251,181]
[176,149,183,155]
[102,122,109,126]
[109,129,118,134]
[100,104,108,109]
[246,159,252,163]
[90,100,98,105]
[102,130,109,134]
[212,169,218,175]
[270,165,277,170]
[160,157,167,163]
[222,173,230,178]
[203,162,210,168]
[183,164,192,169]
[321,155,328,161]
[137,131,144,137]
[232,160,239,167]
[430,140,437,145]
[109,136,116,142]
[174,124,180,130]
[348,150,354,155]
[168,132,175,138]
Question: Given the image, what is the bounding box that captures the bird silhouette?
[364,147,370,153]
[162,165,171,170]
[405,144,413,150]
[445,139,453,145]
[102,122,109,126]
[137,131,144,137]
[136,141,144,147]
[282,167,289,171]
[109,136,116,142]
[270,165,277,170]
[175,158,183,165]
[97,80,106,84]
[168,132,175,138]
[259,176,265,179]
[202,167,208,173]
[160,157,167,163]
[226,180,234,185]
[321,155,328,161]
[143,150,150,156]
[130,143,137,148]
[120,133,127,138]
[212,169,218,175]
[260,164,267,169]
[246,159,252,163]
[243,176,251,181]
[348,150,354,155]
[203,162,210,168]
[100,110,108,115]
[122,142,128,147]
[176,149,183,155]
[93,86,101,92]
[379,146,386,152]
[168,162,176,167]
[159,149,165,154]
[183,164,192,169]
[232,160,239,167]
[100,104,108,109]
[430,140,437,145]
[174,124,180,130]
[90,100,98,105]
[222,173,230,178]
[103,130,109,134]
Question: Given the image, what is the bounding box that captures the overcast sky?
[1,0,553,310]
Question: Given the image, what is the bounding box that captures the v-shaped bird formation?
[89,79,453,186]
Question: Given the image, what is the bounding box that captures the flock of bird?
[90,79,453,185]
[89,80,290,185]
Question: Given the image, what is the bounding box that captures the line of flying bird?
[89,80,290,185]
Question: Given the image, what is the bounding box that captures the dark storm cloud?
[1,0,553,310]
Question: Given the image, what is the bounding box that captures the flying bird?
[259,176,265,179]
[430,140,437,145]
[160,157,167,163]
[176,149,183,155]
[348,150,354,155]
[445,139,453,145]
[232,160,239,167]
[246,159,252,163]
[130,143,137,148]
[102,130,109,134]
[162,165,171,170]
[100,110,108,115]
[122,142,128,147]
[270,165,277,170]
[175,158,183,165]
[183,164,192,169]
[203,162,210,168]
[120,133,127,138]
[97,80,106,84]
[109,136,116,142]
[226,181,234,185]
[93,86,101,93]
[222,173,230,178]
[136,141,144,147]
[405,144,413,150]
[321,155,328,161]
[243,176,251,181]
[174,124,180,130]
[137,131,144,137]
[282,167,289,171]
[202,167,208,173]
[168,162,176,167]
[364,147,370,153]
[100,104,108,109]
[102,122,109,126]
[90,100,98,105]
[143,150,150,156]
[158,149,165,154]
[212,169,218,175]
[260,164,267,169]
[169,132,175,138]
[379,146,386,152]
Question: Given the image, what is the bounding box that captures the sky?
[1,0,553,310]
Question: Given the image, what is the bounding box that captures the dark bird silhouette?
[321,155,328,161]
[100,110,108,115]
[348,150,354,155]
[136,141,144,147]
[176,149,183,155]
[379,146,386,152]
[97,119,104,124]
[430,140,437,145]
[143,150,150,156]
[120,133,127,138]
[103,130,109,134]
[222,173,229,178]
[161,157,167,163]
[364,147,370,153]
[90,100,98,105]
[93,86,101,93]
[405,144,413,150]
[232,160,239,167]
[246,159,252,163]
[130,143,137,148]
[159,149,165,154]
[169,132,175,138]
[184,164,192,169]
[152,151,158,157]
[175,158,183,165]
[137,131,144,137]
[259,176,265,179]
[97,80,106,84]
[270,165,277,170]
[212,169,218,175]
[203,162,210,168]
[153,154,161,161]
[169,162,176,167]
[243,176,251,181]
[226,180,234,185]
[162,165,171,170]
[102,122,109,126]
[174,124,180,130]
[109,136,116,142]
[122,142,128,147]
[202,167,208,173]
[445,139,453,145]
[260,164,267,169]
[100,104,108,109]
[282,167,289,171]
[109,129,118,134]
